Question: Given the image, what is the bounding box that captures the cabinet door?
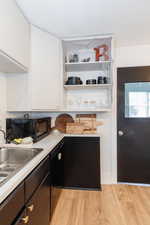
[64,137,101,190]
[0,182,24,225]
[0,0,30,68]
[25,156,49,202]
[50,141,64,187]
[31,26,62,110]
[27,174,50,225]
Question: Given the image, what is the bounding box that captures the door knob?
[21,216,29,224]
[27,204,34,212]
[118,130,124,136]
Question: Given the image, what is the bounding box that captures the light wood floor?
[50,185,150,225]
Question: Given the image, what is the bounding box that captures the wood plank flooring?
[50,185,150,225]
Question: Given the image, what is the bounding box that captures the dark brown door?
[117,66,150,184]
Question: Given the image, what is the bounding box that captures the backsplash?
[7,111,107,132]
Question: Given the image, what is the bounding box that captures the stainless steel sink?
[0,147,43,186]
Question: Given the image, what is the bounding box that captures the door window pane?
[125,82,150,118]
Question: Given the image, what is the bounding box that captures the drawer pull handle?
[21,216,29,224]
[27,204,34,212]
[58,153,62,160]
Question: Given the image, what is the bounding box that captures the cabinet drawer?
[26,174,50,225]
[25,156,49,202]
[0,182,24,225]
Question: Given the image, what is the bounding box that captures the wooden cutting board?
[66,122,84,134]
[74,114,103,134]
[55,114,74,133]
[76,114,96,121]
[76,114,96,130]
[76,114,103,126]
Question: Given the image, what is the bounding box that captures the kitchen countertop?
[0,133,100,204]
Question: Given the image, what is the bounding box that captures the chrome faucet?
[0,129,6,143]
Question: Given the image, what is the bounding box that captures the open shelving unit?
[62,36,113,112]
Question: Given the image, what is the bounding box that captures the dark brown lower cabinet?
[0,136,101,225]
[26,174,50,225]
[13,174,50,225]
[63,137,101,190]
[51,137,101,190]
[0,156,50,225]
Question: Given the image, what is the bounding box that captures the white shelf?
[64,84,112,90]
[60,108,112,112]
[65,61,112,72]
[65,61,112,65]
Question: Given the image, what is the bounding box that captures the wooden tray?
[55,114,74,133]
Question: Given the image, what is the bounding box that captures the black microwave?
[6,117,51,143]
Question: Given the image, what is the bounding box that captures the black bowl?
[66,77,83,85]
[86,79,97,85]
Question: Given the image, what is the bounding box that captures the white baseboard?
[101,172,117,184]
[118,182,150,187]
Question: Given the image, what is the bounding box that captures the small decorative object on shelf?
[94,44,109,61]
[97,76,103,84]
[86,79,97,85]
[97,76,108,84]
[69,54,79,63]
[81,57,91,62]
[103,77,108,84]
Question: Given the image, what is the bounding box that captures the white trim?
[62,34,114,42]
[14,0,30,24]
[111,38,117,184]
[118,182,150,187]
[31,24,61,40]
[101,172,113,184]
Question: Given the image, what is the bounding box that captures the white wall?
[6,44,150,184]
[0,73,7,144]
[116,45,150,67]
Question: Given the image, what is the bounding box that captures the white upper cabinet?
[7,26,63,111]
[31,26,61,110]
[0,0,30,72]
